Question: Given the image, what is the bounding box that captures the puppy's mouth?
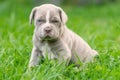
[40,35,53,41]
[44,35,52,40]
[41,35,58,42]
[39,32,58,41]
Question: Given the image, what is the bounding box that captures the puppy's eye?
[37,19,45,23]
[51,20,59,23]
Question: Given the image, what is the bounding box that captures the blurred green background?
[0,0,120,80]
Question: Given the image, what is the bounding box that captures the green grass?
[0,1,120,80]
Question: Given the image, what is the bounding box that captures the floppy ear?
[58,7,68,24]
[29,7,37,24]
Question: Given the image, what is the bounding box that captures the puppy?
[28,4,98,67]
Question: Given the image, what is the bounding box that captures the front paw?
[28,62,39,68]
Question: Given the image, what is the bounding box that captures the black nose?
[44,28,52,33]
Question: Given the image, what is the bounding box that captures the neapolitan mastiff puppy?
[29,4,98,67]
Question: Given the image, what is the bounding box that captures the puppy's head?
[29,4,68,41]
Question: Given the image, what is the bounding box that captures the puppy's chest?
[41,43,57,59]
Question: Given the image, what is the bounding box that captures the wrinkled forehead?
[35,7,59,19]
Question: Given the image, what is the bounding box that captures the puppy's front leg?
[56,44,71,65]
[58,51,71,65]
[29,47,42,67]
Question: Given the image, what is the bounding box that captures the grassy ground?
[0,1,120,80]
